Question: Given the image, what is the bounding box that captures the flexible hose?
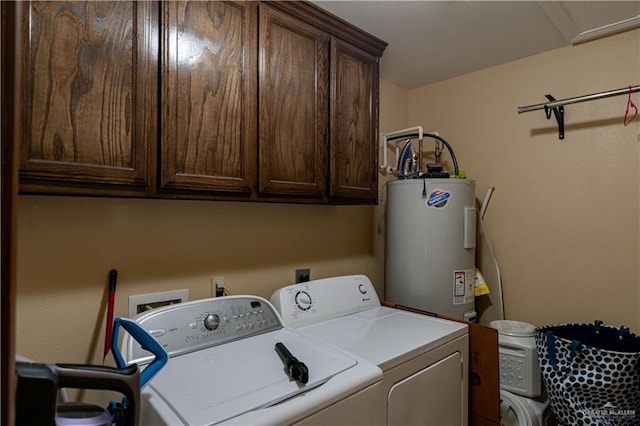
[424,133,459,177]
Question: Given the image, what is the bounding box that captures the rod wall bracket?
[544,94,564,140]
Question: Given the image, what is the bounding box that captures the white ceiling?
[312,1,640,89]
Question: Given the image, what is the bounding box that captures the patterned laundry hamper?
[535,321,640,426]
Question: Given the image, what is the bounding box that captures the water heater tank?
[385,179,476,320]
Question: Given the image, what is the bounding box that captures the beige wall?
[376,79,410,300]
[16,197,378,363]
[15,29,639,369]
[407,29,640,330]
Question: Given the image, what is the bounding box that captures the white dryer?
[122,295,384,425]
[271,275,469,425]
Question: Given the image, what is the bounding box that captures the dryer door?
[387,352,463,425]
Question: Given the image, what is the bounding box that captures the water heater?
[385,178,477,321]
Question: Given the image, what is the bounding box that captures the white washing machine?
[122,295,384,425]
[271,275,469,425]
[490,320,554,426]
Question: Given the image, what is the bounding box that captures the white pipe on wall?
[379,125,424,173]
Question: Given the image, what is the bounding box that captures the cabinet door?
[258,4,329,198]
[160,1,257,194]
[20,1,156,193]
[330,38,379,202]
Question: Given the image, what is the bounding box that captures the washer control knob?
[358,284,367,294]
[203,313,220,330]
[294,291,312,311]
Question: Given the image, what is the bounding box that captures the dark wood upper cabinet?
[19,1,156,194]
[160,1,257,195]
[258,4,328,198]
[330,38,379,202]
[258,2,386,203]
[17,1,387,204]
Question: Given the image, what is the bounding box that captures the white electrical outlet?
[128,289,189,318]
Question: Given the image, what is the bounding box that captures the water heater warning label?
[453,269,474,305]
[426,189,451,208]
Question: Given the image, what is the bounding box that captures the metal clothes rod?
[517,85,640,114]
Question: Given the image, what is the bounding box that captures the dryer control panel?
[271,275,381,328]
[123,296,282,365]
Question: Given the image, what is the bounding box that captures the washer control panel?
[270,275,380,328]
[123,296,282,365]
